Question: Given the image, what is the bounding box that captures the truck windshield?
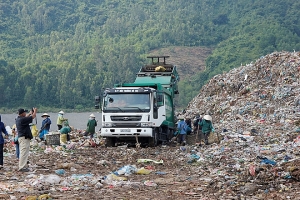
[103,93,150,113]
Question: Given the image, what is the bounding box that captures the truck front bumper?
[100,128,153,137]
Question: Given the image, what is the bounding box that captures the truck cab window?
[104,93,150,112]
[157,93,164,107]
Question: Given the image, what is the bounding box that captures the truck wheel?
[148,130,158,147]
[105,137,116,147]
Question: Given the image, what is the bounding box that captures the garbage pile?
[181,51,300,198]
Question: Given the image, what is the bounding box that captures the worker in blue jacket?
[177,116,188,146]
[0,115,9,168]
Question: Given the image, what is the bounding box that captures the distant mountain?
[0,0,299,110]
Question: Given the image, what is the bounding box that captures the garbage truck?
[95,56,180,147]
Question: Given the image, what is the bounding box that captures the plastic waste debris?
[155,171,167,175]
[144,165,155,170]
[180,146,186,151]
[38,194,51,200]
[97,160,110,166]
[5,126,12,135]
[284,155,292,161]
[137,159,163,164]
[67,142,77,149]
[60,180,70,187]
[113,165,137,176]
[43,174,61,185]
[260,158,276,165]
[104,173,127,182]
[25,196,38,200]
[144,180,157,187]
[95,182,103,188]
[44,147,54,154]
[188,154,200,163]
[60,187,71,191]
[55,169,66,175]
[249,164,256,176]
[57,163,73,170]
[71,173,93,180]
[70,167,77,172]
[136,167,152,175]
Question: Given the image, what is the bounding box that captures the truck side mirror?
[95,96,100,109]
[103,91,107,97]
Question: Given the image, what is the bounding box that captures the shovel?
[135,134,141,148]
[195,125,201,146]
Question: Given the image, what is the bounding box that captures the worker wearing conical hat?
[57,111,67,130]
[84,114,97,139]
[198,115,214,145]
[39,113,51,141]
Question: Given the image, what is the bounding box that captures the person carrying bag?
[31,118,39,138]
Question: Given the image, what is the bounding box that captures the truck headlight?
[103,122,113,127]
[141,122,152,127]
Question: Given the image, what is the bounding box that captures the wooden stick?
[196,124,201,146]
[135,135,140,148]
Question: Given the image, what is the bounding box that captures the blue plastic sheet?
[260,158,276,165]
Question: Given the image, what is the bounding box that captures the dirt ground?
[1,133,299,200]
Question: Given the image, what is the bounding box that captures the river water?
[1,112,102,131]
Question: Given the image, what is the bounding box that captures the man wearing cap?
[84,114,97,139]
[177,116,188,146]
[16,107,37,172]
[57,111,67,130]
[39,113,51,141]
[198,115,214,145]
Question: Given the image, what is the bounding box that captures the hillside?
[149,47,213,78]
[0,0,300,110]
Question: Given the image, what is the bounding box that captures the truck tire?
[148,129,158,147]
[105,137,116,147]
[168,129,174,141]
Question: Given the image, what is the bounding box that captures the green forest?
[0,0,300,112]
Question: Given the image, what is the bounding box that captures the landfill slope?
[182,51,300,198]
[186,51,300,135]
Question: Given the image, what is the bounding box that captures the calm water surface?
[1,112,102,131]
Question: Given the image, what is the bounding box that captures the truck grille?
[113,123,141,128]
[111,116,142,121]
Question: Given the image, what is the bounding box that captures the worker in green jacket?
[198,115,214,145]
[60,121,71,142]
[84,114,97,139]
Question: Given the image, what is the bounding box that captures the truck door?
[152,91,165,124]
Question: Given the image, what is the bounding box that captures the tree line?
[0,0,299,111]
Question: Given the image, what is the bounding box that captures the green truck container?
[95,56,180,146]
